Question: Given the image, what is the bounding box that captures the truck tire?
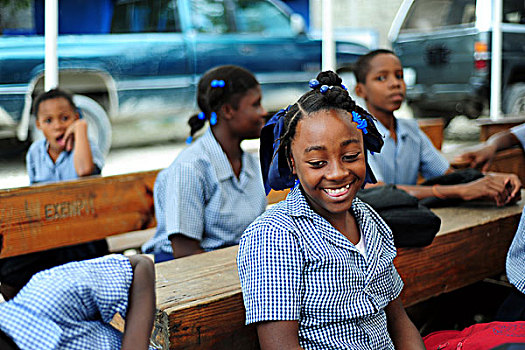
[503,83,525,115]
[73,95,112,156]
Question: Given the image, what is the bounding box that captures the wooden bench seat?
[151,196,524,349]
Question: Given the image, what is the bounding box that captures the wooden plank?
[418,118,444,150]
[0,170,159,258]
[107,228,155,253]
[153,197,524,349]
[476,115,525,141]
[397,202,521,306]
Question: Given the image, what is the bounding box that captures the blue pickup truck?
[0,0,372,154]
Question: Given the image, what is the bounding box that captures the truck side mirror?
[290,13,306,35]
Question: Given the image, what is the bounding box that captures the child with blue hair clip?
[238,71,425,349]
[142,65,267,261]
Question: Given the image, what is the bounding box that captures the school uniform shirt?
[506,123,525,295]
[26,138,104,184]
[507,208,525,294]
[0,254,149,350]
[142,128,267,255]
[237,186,404,350]
[368,118,450,185]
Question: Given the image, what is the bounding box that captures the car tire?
[503,83,525,115]
[73,95,112,156]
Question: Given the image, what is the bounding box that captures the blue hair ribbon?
[260,107,295,195]
[198,111,205,120]
[185,136,193,144]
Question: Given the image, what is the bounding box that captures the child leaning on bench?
[142,65,268,262]
[0,254,156,350]
[238,71,425,349]
[353,49,521,206]
[0,89,108,300]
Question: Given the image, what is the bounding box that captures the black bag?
[357,185,441,248]
[420,168,484,208]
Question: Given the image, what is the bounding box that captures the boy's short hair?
[32,88,77,118]
[354,49,397,84]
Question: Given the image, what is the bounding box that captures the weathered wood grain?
[0,170,159,258]
[154,198,524,349]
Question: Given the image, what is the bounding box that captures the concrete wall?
[309,0,405,48]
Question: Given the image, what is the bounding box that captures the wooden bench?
[151,197,524,349]
[0,170,159,258]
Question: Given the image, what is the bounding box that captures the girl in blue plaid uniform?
[238,71,425,349]
[142,65,267,261]
[0,254,155,350]
[354,49,521,206]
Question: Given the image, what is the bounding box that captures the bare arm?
[121,255,156,350]
[65,119,95,176]
[456,130,521,171]
[169,235,204,259]
[396,172,521,206]
[385,297,425,350]
[257,321,303,350]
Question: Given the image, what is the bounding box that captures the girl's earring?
[210,112,217,126]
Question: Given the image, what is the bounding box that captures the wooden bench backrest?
[417,118,444,150]
[0,170,159,258]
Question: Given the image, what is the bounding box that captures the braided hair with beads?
[260,70,383,193]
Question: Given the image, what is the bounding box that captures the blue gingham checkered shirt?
[507,208,525,294]
[0,255,134,350]
[506,124,525,294]
[26,138,104,184]
[238,186,404,349]
[368,118,449,185]
[142,128,267,255]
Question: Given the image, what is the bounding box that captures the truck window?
[0,2,36,36]
[189,0,231,34]
[503,0,525,24]
[233,0,294,36]
[111,0,181,33]
[400,0,475,33]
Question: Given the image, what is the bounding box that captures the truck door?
[183,0,319,112]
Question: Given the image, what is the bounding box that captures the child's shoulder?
[243,201,295,236]
[397,117,420,133]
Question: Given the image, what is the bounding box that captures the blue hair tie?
[309,79,320,89]
[211,79,225,88]
[320,85,329,93]
[210,111,217,125]
[185,136,193,144]
[198,111,205,120]
[351,111,368,134]
[341,84,347,91]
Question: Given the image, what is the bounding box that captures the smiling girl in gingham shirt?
[237,71,425,349]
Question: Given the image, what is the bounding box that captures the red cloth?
[424,322,525,349]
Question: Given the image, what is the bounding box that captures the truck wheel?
[73,95,112,156]
[503,83,525,115]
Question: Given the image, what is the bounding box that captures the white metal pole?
[45,0,59,91]
[490,0,502,120]
[321,0,336,71]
